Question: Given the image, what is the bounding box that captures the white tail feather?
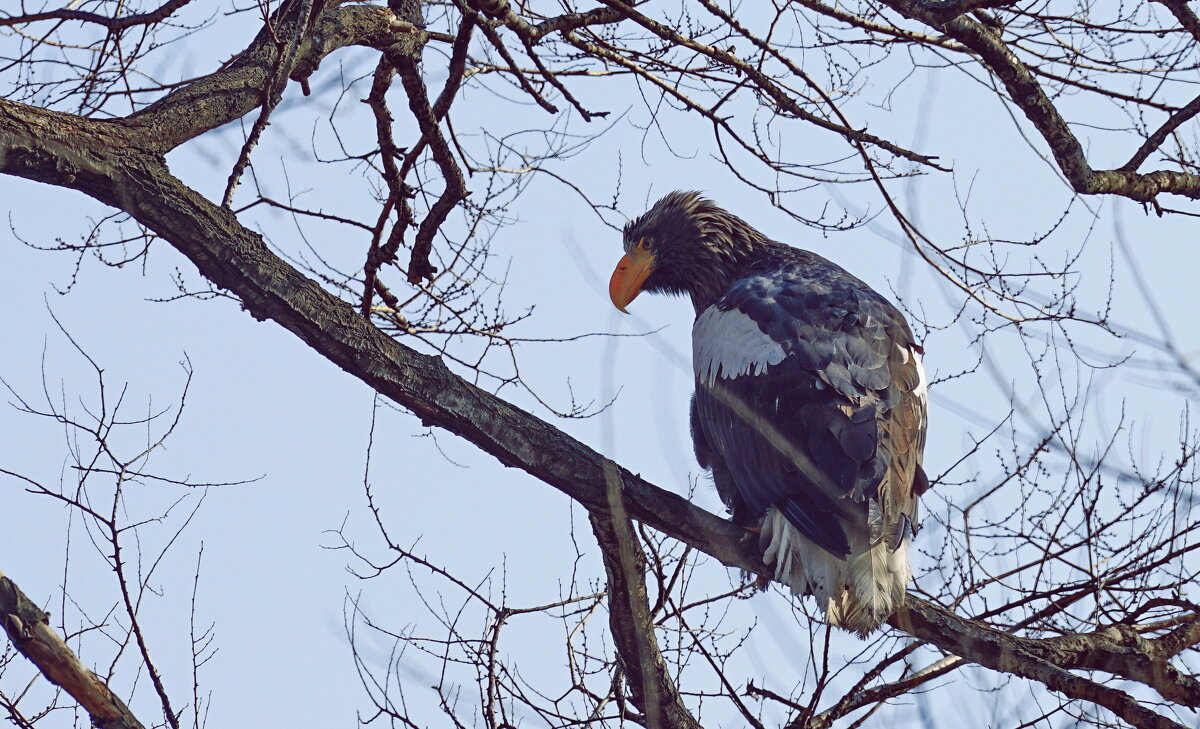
[760,509,910,636]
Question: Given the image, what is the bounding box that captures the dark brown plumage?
[610,191,929,635]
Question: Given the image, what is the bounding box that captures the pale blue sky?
[3,6,1199,727]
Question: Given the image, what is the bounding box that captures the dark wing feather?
[692,253,927,557]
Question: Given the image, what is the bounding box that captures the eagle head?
[610,191,767,313]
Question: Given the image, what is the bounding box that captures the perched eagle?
[609,191,929,635]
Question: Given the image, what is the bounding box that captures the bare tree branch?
[5,95,1196,727]
[1152,0,1200,43]
[125,4,450,151]
[893,600,1193,729]
[221,0,315,208]
[0,0,197,30]
[589,461,701,729]
[885,0,1200,201]
[5,1,1200,726]
[0,572,147,729]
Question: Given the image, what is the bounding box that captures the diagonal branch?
[221,0,314,207]
[1,95,1196,729]
[392,51,469,283]
[1034,622,1200,707]
[395,6,476,181]
[528,5,626,41]
[892,602,1189,729]
[589,462,702,729]
[0,0,196,30]
[361,57,410,317]
[1,572,147,729]
[125,4,451,152]
[801,653,963,729]
[472,12,560,114]
[1152,0,1200,43]
[906,0,1021,25]
[883,0,1200,201]
[1120,92,1200,173]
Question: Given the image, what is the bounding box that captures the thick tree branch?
[0,572,147,729]
[883,0,1200,201]
[390,0,474,178]
[908,0,1020,25]
[1152,0,1200,43]
[1036,623,1200,707]
[2,98,755,573]
[124,4,446,152]
[589,462,702,729]
[892,603,1189,729]
[1,94,1197,729]
[527,5,626,41]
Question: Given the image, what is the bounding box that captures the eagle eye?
[638,237,654,251]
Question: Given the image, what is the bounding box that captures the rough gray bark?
[2,92,1192,726]
[883,0,1200,201]
[3,1,1200,727]
[0,572,147,729]
[589,462,703,729]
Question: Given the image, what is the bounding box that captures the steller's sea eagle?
[608,191,929,635]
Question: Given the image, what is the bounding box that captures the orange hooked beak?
[608,244,655,313]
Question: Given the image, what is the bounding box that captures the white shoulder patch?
[692,306,786,385]
[896,343,928,402]
[912,348,928,402]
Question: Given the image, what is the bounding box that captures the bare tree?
[2,1,1200,728]
[1,322,230,729]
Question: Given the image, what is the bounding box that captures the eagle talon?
[736,572,772,595]
[738,525,761,552]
